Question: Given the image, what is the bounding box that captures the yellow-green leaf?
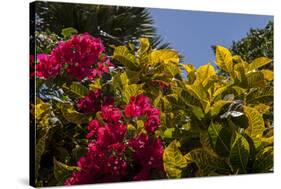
[163,140,188,178]
[196,64,216,86]
[246,71,265,88]
[254,104,270,114]
[261,69,273,81]
[244,106,264,138]
[210,100,231,117]
[123,84,143,104]
[53,158,80,183]
[113,46,139,70]
[248,57,272,71]
[215,46,233,73]
[138,38,150,55]
[150,49,179,65]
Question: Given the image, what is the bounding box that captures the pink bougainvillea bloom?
[129,134,164,181]
[36,54,61,79]
[101,105,122,123]
[76,89,102,114]
[124,103,142,118]
[65,94,163,185]
[86,119,101,139]
[146,107,161,116]
[144,115,161,133]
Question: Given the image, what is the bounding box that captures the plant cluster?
[31,30,273,186]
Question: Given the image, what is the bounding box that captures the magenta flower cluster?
[36,33,113,81]
[64,94,164,185]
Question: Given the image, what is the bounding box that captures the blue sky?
[149,8,273,68]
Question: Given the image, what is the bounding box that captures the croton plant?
[31,29,273,187]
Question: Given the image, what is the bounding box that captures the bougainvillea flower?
[76,89,101,114]
[144,115,161,133]
[101,105,122,123]
[35,33,110,81]
[124,103,142,118]
[86,119,101,139]
[36,54,61,79]
[65,94,163,186]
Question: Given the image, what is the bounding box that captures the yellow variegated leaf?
[138,38,150,55]
[248,57,272,71]
[232,55,244,64]
[112,71,129,90]
[181,64,196,83]
[196,64,216,86]
[216,46,233,73]
[184,82,210,113]
[150,49,180,65]
[246,71,265,88]
[185,148,229,174]
[244,106,265,138]
[60,103,88,125]
[254,104,270,114]
[163,140,188,178]
[212,84,231,99]
[123,84,144,104]
[261,70,273,81]
[113,46,139,70]
[210,100,231,116]
[181,64,195,73]
[89,78,101,90]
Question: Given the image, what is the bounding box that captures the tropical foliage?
[31,31,273,186]
[30,3,273,187]
[230,21,273,69]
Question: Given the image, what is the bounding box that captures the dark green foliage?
[35,1,170,49]
[230,21,273,69]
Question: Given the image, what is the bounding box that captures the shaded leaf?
[230,133,250,174]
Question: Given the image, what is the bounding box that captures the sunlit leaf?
[248,57,272,71]
[163,140,188,178]
[216,46,233,73]
[244,106,264,138]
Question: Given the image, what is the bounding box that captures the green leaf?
[248,57,272,71]
[215,46,233,73]
[63,82,89,99]
[53,158,80,183]
[229,133,250,174]
[59,103,88,124]
[61,27,78,39]
[244,106,265,138]
[35,130,48,179]
[253,146,273,172]
[208,123,233,157]
[163,140,188,178]
[113,71,129,90]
